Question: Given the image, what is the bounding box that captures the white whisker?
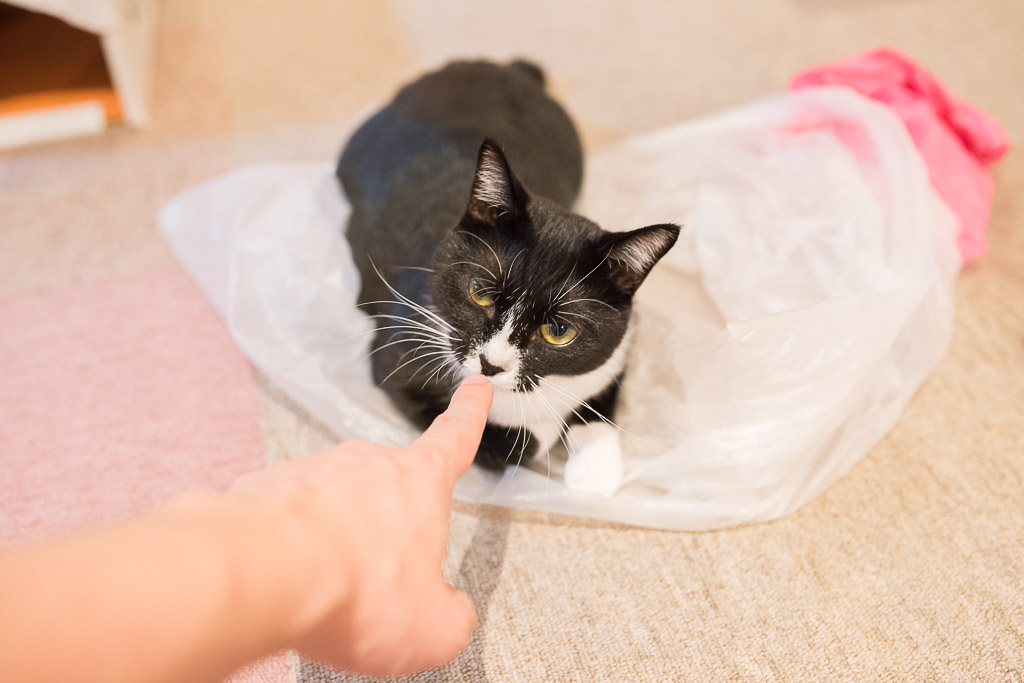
[555,311,600,328]
[362,335,446,363]
[380,348,452,385]
[370,325,447,341]
[527,377,578,479]
[410,352,454,383]
[455,230,504,278]
[449,260,497,281]
[368,259,455,331]
[559,297,620,313]
[554,254,609,303]
[394,340,450,365]
[362,305,454,335]
[526,379,558,481]
[507,387,530,478]
[542,379,664,449]
[364,313,455,340]
[421,352,460,389]
[506,248,527,281]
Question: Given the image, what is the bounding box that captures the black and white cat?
[338,60,678,473]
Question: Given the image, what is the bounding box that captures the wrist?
[256,491,352,647]
[161,490,350,655]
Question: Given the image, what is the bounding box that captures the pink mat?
[0,268,265,543]
[0,267,287,680]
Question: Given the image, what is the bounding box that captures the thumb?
[414,375,493,483]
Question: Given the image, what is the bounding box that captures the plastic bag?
[160,87,961,530]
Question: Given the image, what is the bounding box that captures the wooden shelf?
[0,3,130,148]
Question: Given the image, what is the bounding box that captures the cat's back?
[337,60,583,215]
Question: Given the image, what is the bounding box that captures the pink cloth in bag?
[791,48,1008,262]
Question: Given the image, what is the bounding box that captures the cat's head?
[432,140,679,394]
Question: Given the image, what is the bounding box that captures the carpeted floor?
[1,1,1022,681]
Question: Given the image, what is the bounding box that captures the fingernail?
[462,374,490,386]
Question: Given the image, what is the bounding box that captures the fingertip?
[410,376,492,485]
[455,375,494,408]
[449,376,492,445]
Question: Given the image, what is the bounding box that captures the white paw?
[563,423,623,496]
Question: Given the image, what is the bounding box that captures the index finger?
[413,375,493,483]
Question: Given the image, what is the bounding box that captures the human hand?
[227,375,493,677]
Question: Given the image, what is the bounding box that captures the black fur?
[338,60,678,470]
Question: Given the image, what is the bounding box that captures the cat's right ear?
[466,139,524,225]
[603,223,681,294]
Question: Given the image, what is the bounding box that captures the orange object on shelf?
[0,2,149,146]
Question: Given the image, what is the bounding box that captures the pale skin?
[0,375,494,682]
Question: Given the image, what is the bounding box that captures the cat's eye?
[468,279,494,307]
[540,321,578,346]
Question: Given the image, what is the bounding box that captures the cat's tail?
[509,59,546,88]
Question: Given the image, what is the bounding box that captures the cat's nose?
[478,353,505,377]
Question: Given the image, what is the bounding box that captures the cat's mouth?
[461,360,520,392]
[484,371,521,393]
[459,352,526,393]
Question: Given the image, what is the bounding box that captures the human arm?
[0,375,493,682]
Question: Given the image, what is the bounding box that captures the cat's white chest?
[487,386,565,452]
[484,324,633,452]
[489,388,626,495]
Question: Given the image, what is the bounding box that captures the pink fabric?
[791,47,1009,262]
[0,268,265,544]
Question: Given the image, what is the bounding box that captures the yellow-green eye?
[468,279,494,307]
[540,321,578,346]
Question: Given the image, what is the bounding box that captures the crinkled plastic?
[160,87,963,530]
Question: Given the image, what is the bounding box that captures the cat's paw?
[563,423,623,496]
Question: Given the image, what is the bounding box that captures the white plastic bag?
[160,87,960,530]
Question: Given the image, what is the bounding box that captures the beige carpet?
[2,0,1022,680]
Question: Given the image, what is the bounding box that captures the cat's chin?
[489,373,522,393]
[458,363,522,393]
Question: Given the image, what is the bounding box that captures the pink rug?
[0,267,265,541]
[0,267,285,681]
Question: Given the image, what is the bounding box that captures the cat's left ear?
[603,224,681,294]
[466,139,525,224]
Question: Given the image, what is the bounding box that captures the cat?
[338,59,678,472]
